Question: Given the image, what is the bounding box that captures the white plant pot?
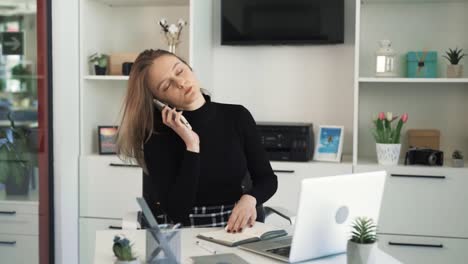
[376,143,401,165]
[347,240,376,264]
[115,259,140,264]
[452,159,464,168]
[447,64,463,78]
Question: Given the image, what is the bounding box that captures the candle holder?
[375,40,398,77]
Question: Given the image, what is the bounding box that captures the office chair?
[241,171,295,225]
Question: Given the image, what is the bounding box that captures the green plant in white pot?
[347,217,377,264]
[113,235,140,264]
[444,48,465,78]
[89,52,109,75]
[372,112,408,165]
[452,150,464,168]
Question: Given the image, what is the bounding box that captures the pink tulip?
[378,112,385,120]
[401,113,408,123]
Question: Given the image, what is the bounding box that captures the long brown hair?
[116,49,190,174]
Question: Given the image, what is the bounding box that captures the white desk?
[94,228,402,264]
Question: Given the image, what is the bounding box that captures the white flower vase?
[347,241,377,264]
[115,259,140,264]
[376,143,401,165]
[168,43,177,54]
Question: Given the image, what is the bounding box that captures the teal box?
[407,51,438,78]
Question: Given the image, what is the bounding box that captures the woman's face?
[147,55,201,109]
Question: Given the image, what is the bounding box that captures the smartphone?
[153,99,192,130]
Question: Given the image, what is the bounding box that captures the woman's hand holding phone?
[161,106,200,153]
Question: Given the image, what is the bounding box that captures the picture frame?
[98,126,118,155]
[313,125,344,162]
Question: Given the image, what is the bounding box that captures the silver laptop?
[240,171,386,263]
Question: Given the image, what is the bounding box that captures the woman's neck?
[183,93,206,111]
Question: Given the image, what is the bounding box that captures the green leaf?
[350,217,377,244]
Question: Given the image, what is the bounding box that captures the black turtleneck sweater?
[143,98,278,225]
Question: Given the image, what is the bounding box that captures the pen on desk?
[172,223,181,230]
[195,240,217,254]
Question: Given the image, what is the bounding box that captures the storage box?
[109,53,139,75]
[407,51,438,78]
[407,129,440,150]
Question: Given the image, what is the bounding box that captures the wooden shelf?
[91,0,189,7]
[83,75,129,80]
[359,77,468,83]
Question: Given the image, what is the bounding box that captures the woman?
[116,49,277,233]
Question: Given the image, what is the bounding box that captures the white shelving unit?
[353,0,468,263]
[78,1,214,263]
[354,0,468,165]
[362,0,468,3]
[79,0,214,156]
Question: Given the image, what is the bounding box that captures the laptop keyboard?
[266,245,291,257]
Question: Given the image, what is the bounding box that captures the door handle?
[0,241,16,245]
[389,241,443,248]
[109,163,140,168]
[273,170,295,173]
[391,174,445,179]
[0,211,16,215]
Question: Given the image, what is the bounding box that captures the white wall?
[210,1,356,155]
[53,0,80,263]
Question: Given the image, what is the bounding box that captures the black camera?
[405,147,444,166]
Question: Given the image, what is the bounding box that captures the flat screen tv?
[221,0,344,45]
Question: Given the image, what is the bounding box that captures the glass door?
[0,0,52,263]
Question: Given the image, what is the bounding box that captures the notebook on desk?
[196,221,287,247]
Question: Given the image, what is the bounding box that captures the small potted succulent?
[443,48,465,78]
[113,235,140,264]
[452,150,464,168]
[347,217,378,264]
[89,53,109,75]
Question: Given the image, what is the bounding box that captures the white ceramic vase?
[115,259,140,264]
[346,240,376,264]
[447,64,463,78]
[376,143,401,165]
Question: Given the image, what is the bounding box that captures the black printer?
[256,122,314,161]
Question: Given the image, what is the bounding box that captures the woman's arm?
[143,136,200,224]
[226,106,278,232]
[239,106,278,204]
